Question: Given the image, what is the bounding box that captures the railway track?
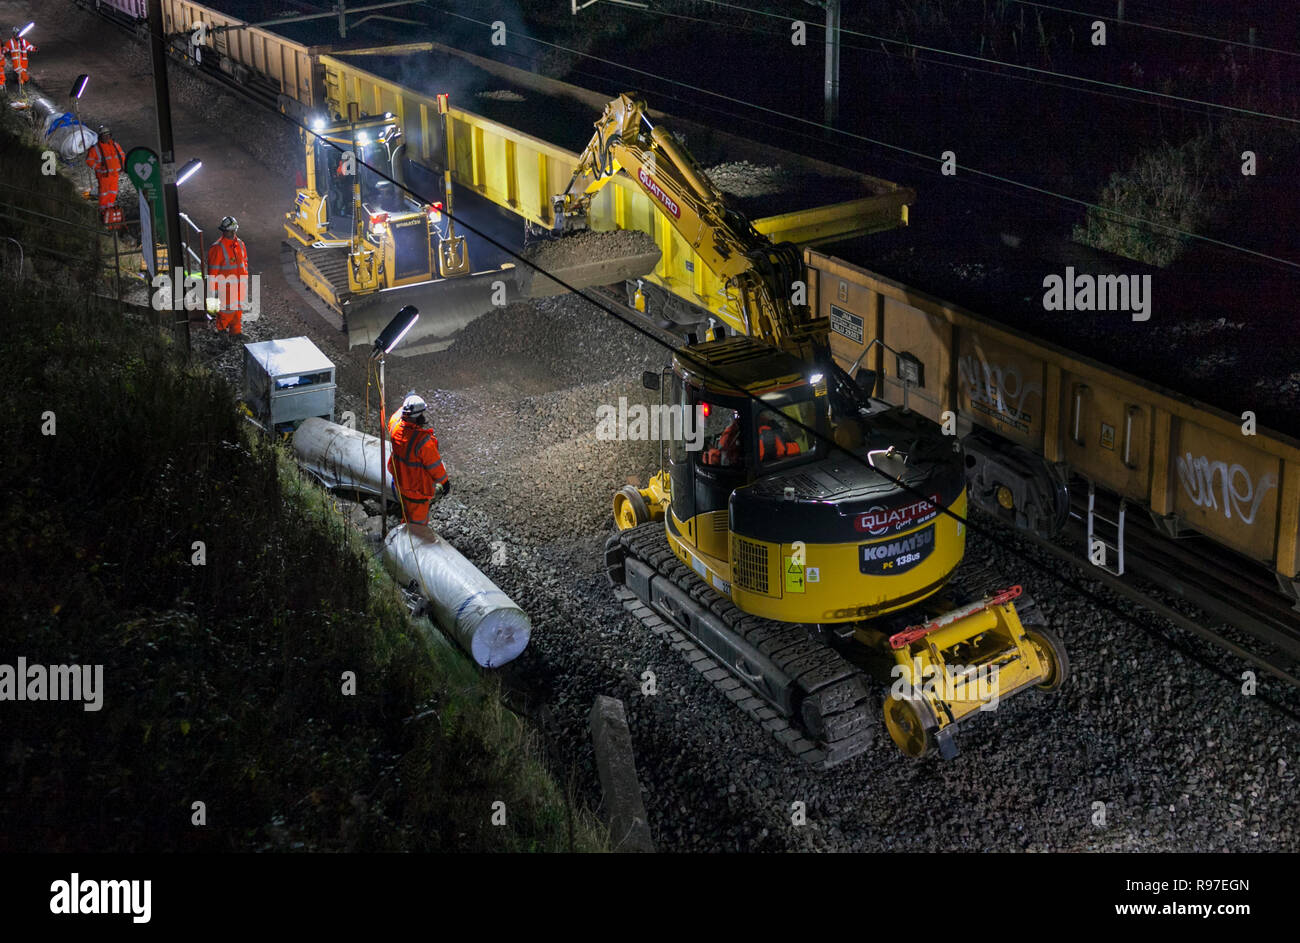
[1038,486,1300,688]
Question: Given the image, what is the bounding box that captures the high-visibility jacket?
[387,410,448,525]
[86,139,125,176]
[206,235,249,312]
[704,417,743,467]
[86,139,126,210]
[757,420,801,462]
[3,37,35,82]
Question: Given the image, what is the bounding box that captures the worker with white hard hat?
[387,391,451,525]
[206,216,249,336]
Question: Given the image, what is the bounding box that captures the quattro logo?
[855,495,940,536]
[860,525,935,575]
[637,167,681,218]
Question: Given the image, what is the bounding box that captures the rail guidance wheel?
[1025,626,1070,692]
[613,485,650,531]
[884,694,937,758]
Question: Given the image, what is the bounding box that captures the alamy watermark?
[1042,267,1151,321]
[0,657,103,711]
[890,657,1001,711]
[595,397,705,451]
[50,874,150,924]
[150,273,262,318]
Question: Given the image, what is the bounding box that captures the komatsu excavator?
[557,94,1069,764]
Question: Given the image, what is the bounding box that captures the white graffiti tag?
[957,356,1042,432]
[1176,452,1277,525]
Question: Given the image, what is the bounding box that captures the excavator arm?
[554,93,829,362]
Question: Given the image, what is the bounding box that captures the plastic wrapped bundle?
[44,112,97,162]
[292,417,393,496]
[383,524,531,667]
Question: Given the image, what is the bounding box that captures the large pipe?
[30,95,97,161]
[383,525,531,667]
[292,418,531,667]
[293,416,393,496]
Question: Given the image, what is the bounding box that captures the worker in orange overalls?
[2,27,36,91]
[387,393,451,526]
[205,216,249,335]
[756,410,802,462]
[84,126,126,224]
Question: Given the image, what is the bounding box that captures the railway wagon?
[88,0,326,114]
[89,0,148,18]
[806,248,1300,625]
[312,44,913,330]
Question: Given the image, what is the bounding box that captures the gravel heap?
[476,90,526,102]
[519,229,660,273]
[705,160,793,198]
[701,161,865,218]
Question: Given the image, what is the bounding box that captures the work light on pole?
[373,305,420,538]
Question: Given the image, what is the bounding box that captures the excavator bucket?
[515,229,661,299]
[882,586,1069,759]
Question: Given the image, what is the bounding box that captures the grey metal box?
[243,336,336,431]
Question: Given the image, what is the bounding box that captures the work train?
[82,0,1300,665]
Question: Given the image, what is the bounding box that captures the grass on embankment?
[0,126,605,853]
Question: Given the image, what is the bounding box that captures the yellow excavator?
[560,94,1069,764]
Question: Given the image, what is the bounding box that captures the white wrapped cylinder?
[38,105,98,161]
[293,419,531,667]
[49,125,97,162]
[384,525,532,667]
[292,416,394,497]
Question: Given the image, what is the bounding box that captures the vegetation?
[0,124,604,852]
[1073,121,1299,266]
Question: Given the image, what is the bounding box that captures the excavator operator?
[756,409,802,463]
[702,408,801,466]
[703,410,743,467]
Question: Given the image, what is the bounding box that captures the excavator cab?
[631,334,971,627]
[670,350,826,563]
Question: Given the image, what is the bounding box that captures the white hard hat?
[401,392,427,417]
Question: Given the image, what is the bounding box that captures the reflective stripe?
[88,143,125,174]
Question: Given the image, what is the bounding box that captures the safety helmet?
[97,125,111,136]
[11,27,18,36]
[401,392,427,418]
[219,216,238,233]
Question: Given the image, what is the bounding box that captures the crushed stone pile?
[705,161,794,197]
[520,228,660,272]
[476,90,526,102]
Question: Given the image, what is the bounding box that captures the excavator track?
[606,523,877,768]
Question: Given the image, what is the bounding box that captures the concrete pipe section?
[292,418,531,667]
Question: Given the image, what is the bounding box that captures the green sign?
[124,146,168,272]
